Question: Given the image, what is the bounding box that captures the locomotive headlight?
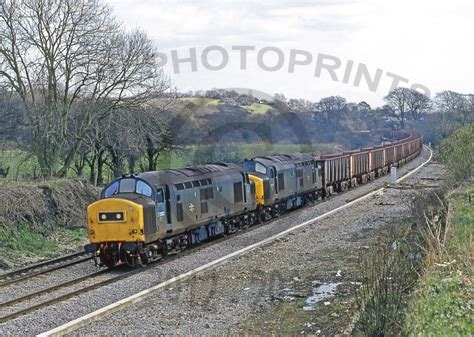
[90,229,95,235]
[98,211,125,222]
[132,229,137,234]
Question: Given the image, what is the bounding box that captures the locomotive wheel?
[124,253,139,268]
[101,254,117,269]
[139,252,149,266]
[255,206,264,224]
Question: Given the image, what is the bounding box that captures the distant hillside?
[164,95,387,154]
[177,96,274,117]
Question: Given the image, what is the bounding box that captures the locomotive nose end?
[86,198,145,243]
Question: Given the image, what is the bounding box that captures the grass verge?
[404,185,473,336]
[0,223,88,266]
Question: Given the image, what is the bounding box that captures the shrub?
[437,123,474,181]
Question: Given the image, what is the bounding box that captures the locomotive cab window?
[255,163,266,174]
[104,181,119,197]
[269,167,275,178]
[155,188,164,202]
[136,181,152,197]
[242,160,254,172]
[103,178,154,198]
[155,188,165,213]
[242,160,266,175]
[119,178,135,193]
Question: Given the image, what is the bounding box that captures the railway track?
[0,252,92,288]
[0,268,132,324]
[0,227,251,324]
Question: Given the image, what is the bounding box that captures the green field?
[175,98,272,114]
[0,142,343,183]
[179,97,220,106]
[151,142,342,170]
[0,150,41,180]
[244,103,272,114]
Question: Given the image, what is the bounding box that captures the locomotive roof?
[250,152,313,165]
[134,162,244,187]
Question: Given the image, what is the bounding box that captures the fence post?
[390,166,397,185]
[11,153,15,180]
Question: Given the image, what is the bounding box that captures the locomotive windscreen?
[242,160,267,174]
[103,178,154,198]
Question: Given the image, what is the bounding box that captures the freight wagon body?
[366,145,385,177]
[315,153,350,195]
[344,149,370,185]
[316,130,423,195]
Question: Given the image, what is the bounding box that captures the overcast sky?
[106,0,473,106]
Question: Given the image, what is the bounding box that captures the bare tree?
[0,89,29,146]
[140,99,190,172]
[288,98,316,113]
[86,95,185,181]
[272,93,289,113]
[357,101,372,113]
[406,90,431,120]
[317,95,347,127]
[0,0,168,177]
[434,90,472,125]
[384,88,411,129]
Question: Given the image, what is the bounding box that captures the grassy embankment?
[404,185,473,335]
[0,179,98,267]
[356,124,473,335]
[0,225,86,266]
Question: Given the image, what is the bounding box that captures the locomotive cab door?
[269,166,278,194]
[155,187,168,234]
[163,185,173,233]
